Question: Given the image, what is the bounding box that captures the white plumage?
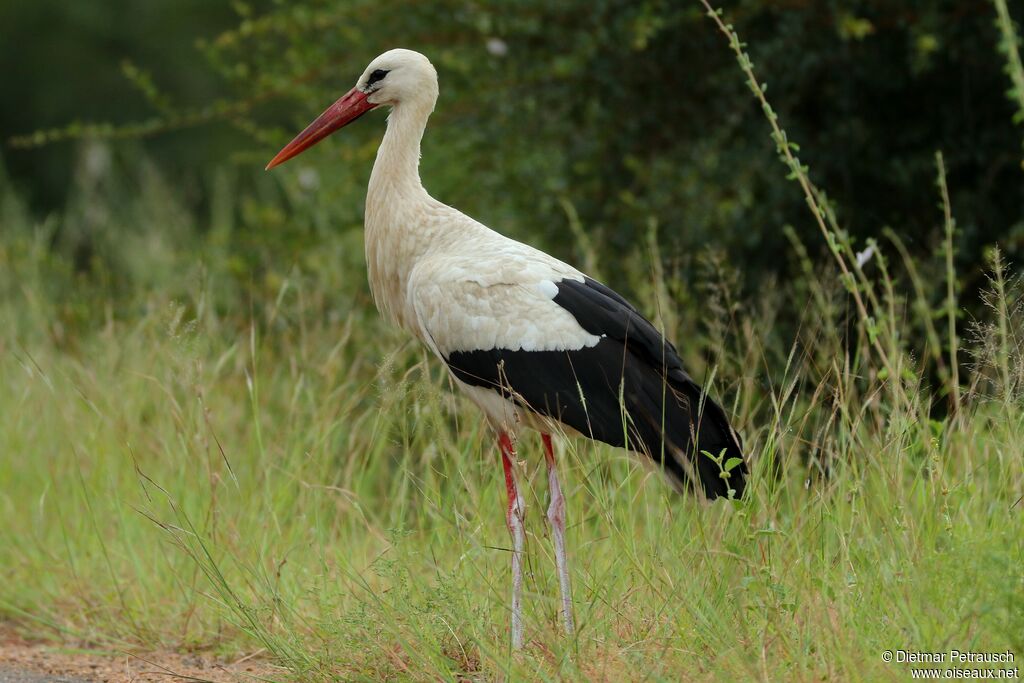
[267,48,747,650]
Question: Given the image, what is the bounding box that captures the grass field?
[2,9,1023,681]
[2,156,1022,681]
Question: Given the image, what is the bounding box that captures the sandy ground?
[0,630,285,683]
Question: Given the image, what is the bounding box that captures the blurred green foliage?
[2,7,1024,666]
[0,0,258,209]
[3,0,1024,295]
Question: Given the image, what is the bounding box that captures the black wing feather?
[446,277,747,499]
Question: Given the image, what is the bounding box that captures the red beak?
[265,88,376,170]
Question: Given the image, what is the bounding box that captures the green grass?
[2,7,1023,680]
[1,161,1022,680]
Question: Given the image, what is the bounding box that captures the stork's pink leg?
[499,431,525,649]
[542,433,575,636]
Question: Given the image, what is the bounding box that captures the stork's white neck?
[364,97,440,330]
[367,101,431,201]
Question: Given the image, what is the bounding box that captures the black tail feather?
[621,368,746,500]
[671,378,747,499]
[446,334,748,500]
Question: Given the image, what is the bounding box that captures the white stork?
[266,48,747,649]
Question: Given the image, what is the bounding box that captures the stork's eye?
[367,69,389,86]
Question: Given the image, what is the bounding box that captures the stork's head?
[266,48,438,170]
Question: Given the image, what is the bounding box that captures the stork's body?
[267,49,748,649]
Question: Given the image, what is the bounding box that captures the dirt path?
[0,670,87,683]
[0,631,283,683]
